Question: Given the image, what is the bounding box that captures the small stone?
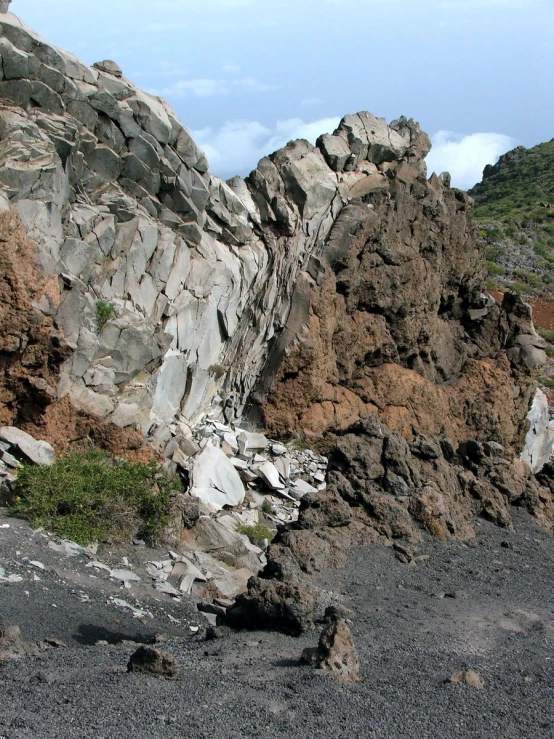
[393,543,414,565]
[42,638,67,649]
[127,646,180,680]
[109,569,141,583]
[449,670,484,689]
[271,444,287,456]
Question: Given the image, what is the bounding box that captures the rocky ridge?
[0,7,554,635]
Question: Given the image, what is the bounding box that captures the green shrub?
[261,499,273,515]
[545,346,554,358]
[8,448,181,545]
[487,261,505,277]
[486,245,505,262]
[237,524,274,547]
[539,376,554,389]
[96,300,115,330]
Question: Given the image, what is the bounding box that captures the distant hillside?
[469,139,554,300]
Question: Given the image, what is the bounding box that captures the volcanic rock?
[127,646,180,680]
[225,577,316,636]
[301,618,361,682]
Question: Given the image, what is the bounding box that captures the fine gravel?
[1,506,554,738]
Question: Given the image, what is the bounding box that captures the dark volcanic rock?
[127,646,180,680]
[225,577,316,636]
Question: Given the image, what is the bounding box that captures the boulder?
[301,618,361,682]
[127,646,179,680]
[225,577,316,635]
[189,446,246,511]
[0,427,55,466]
[92,60,123,78]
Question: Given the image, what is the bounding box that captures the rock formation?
[0,9,553,632]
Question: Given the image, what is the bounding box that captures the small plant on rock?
[261,499,273,515]
[237,524,274,547]
[96,300,115,330]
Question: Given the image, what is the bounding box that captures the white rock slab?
[255,461,285,490]
[0,426,55,466]
[289,478,318,499]
[521,388,554,473]
[237,431,268,455]
[189,446,246,511]
[109,568,141,583]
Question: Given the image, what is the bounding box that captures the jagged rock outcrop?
[0,10,546,469]
[1,8,554,629]
[0,14,443,460]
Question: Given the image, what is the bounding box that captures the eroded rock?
[127,646,180,680]
[301,618,361,682]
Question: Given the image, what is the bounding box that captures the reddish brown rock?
[302,618,361,682]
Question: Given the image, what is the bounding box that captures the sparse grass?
[8,448,181,545]
[96,300,115,330]
[545,346,554,358]
[539,376,554,389]
[537,327,554,342]
[514,268,543,289]
[237,524,274,547]
[261,499,273,515]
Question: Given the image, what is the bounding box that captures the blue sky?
[13,0,554,188]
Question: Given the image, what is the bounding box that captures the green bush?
[487,261,505,277]
[261,499,273,515]
[237,524,274,547]
[8,448,181,545]
[96,300,115,330]
[539,376,554,389]
[545,346,554,358]
[486,245,505,262]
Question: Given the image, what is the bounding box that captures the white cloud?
[153,78,230,98]
[426,131,518,190]
[301,97,323,106]
[150,76,276,98]
[193,116,341,179]
[232,77,277,92]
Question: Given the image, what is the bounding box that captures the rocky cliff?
[1,8,554,628]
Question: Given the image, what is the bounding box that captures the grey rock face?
[0,0,11,12]
[0,10,457,463]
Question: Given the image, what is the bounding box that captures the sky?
[13,0,554,189]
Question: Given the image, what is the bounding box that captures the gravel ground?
[1,506,554,739]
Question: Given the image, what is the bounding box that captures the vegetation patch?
[538,376,554,389]
[237,524,274,547]
[537,327,554,343]
[8,448,181,545]
[96,300,115,330]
